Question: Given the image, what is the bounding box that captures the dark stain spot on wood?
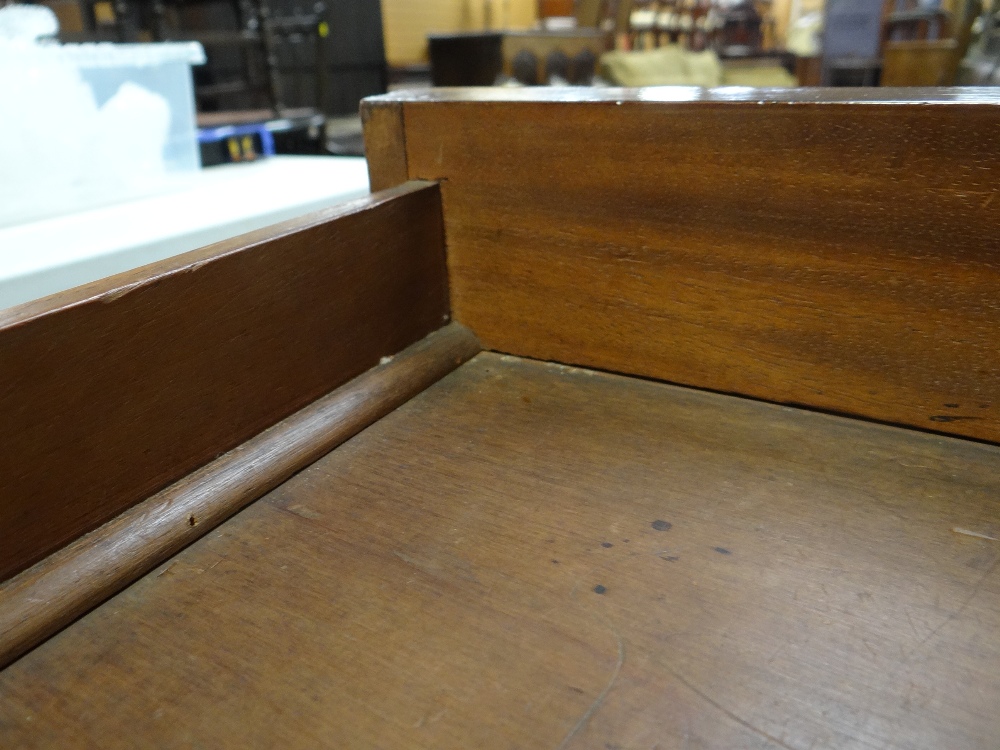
[944,403,960,408]
[651,520,672,531]
[622,539,630,543]
[522,395,532,404]
[593,584,607,595]
[601,542,613,548]
[713,547,731,555]
[569,686,585,694]
[551,559,559,564]
[661,555,679,562]
[930,415,981,423]
[188,515,197,527]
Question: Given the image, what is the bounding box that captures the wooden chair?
[2,89,1000,749]
[882,0,980,85]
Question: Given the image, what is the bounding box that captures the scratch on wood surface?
[287,504,323,520]
[554,621,626,750]
[99,259,212,303]
[413,708,447,729]
[392,549,482,587]
[100,278,159,302]
[667,668,798,750]
[905,609,921,641]
[952,527,999,542]
[862,639,878,661]
[910,556,1000,656]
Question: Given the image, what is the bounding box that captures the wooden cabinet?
[1,88,999,749]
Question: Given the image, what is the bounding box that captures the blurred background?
[18,0,1000,121]
[390,0,996,90]
[1,0,996,310]
[4,0,998,171]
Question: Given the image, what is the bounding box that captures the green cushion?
[720,66,797,87]
[601,48,796,89]
[682,49,723,87]
[600,46,702,86]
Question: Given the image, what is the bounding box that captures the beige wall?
[382,0,539,67]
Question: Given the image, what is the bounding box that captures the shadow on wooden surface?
[0,181,448,583]
[2,354,998,748]
[0,324,480,671]
[363,89,1000,446]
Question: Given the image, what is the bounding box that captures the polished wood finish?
[0,324,479,671]
[2,353,998,748]
[0,181,448,582]
[360,100,408,192]
[365,89,1000,444]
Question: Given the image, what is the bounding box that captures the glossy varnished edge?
[0,182,428,330]
[365,86,1000,106]
[359,89,1000,187]
[0,323,481,670]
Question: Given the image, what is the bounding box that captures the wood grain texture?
[361,100,408,192]
[2,353,998,749]
[0,323,479,671]
[0,181,448,583]
[372,89,1000,444]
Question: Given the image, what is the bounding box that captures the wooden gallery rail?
[1,88,999,749]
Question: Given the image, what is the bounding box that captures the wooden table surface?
[2,354,998,749]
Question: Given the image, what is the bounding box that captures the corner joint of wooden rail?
[0,323,481,671]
